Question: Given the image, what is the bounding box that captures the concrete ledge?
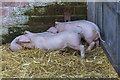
[0,27,8,35]
[2,15,29,26]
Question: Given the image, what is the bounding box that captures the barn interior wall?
[87,2,120,76]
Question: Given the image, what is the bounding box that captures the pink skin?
[9,35,33,51]
[47,27,58,34]
[24,31,55,36]
[54,20,105,51]
[9,31,85,58]
[18,35,31,43]
[9,35,23,51]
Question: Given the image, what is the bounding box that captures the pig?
[54,20,105,51]
[47,27,58,33]
[9,31,85,58]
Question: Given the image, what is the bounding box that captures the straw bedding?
[1,43,119,78]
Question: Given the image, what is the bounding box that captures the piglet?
[54,20,105,51]
[9,31,85,58]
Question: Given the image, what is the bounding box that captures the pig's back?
[67,20,99,32]
[43,31,79,49]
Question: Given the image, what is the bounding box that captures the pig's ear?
[18,35,31,42]
[24,31,31,34]
[55,22,61,24]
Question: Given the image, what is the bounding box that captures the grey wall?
[118,15,120,73]
[87,2,96,23]
[87,2,120,76]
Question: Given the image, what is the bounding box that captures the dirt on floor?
[1,42,119,78]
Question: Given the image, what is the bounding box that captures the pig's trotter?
[80,44,85,58]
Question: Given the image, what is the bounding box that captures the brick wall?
[1,2,30,35]
[0,2,51,35]
[1,2,29,26]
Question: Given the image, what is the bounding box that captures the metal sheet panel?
[103,3,117,63]
[87,2,96,22]
[117,13,120,64]
[87,2,120,76]
[103,2,120,76]
[117,13,120,75]
[117,1,120,13]
[105,2,117,12]
[95,2,103,31]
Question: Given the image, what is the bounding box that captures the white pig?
[54,20,105,51]
[9,31,85,58]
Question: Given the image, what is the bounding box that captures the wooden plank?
[30,15,87,18]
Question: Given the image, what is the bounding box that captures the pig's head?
[17,35,33,49]
[47,27,58,34]
[9,36,23,51]
[9,35,32,51]
[55,22,65,32]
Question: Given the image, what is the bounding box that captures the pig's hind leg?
[96,40,99,48]
[86,38,95,51]
[86,38,99,51]
[87,41,95,51]
[68,44,85,58]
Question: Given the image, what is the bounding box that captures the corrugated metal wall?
[87,2,120,76]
